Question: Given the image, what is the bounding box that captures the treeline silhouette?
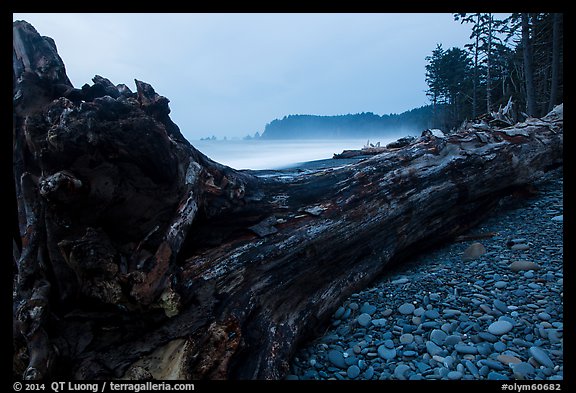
[260,105,435,139]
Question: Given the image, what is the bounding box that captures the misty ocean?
[192,138,404,170]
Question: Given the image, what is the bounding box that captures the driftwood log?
[12,21,563,380]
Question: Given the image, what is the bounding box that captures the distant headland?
[258,105,435,139]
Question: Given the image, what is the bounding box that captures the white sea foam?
[192,138,403,170]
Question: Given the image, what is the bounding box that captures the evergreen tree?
[455,13,511,115]
[425,45,472,130]
[439,13,563,123]
[502,13,563,117]
[548,13,562,112]
[521,13,537,116]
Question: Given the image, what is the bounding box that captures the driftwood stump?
[12,20,563,380]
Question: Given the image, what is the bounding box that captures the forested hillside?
[260,106,435,139]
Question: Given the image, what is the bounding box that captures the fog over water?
[192,135,414,170]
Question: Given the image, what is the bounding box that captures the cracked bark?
[12,20,563,380]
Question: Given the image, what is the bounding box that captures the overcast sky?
[13,13,504,141]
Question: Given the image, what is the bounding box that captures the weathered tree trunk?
[548,12,561,113]
[472,13,480,119]
[486,13,493,114]
[12,21,563,380]
[522,13,537,117]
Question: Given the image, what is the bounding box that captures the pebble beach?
[287,167,564,381]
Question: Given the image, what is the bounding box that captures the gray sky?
[13,13,496,141]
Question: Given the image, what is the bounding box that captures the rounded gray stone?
[360,302,377,315]
[441,322,454,334]
[425,341,443,356]
[443,355,455,369]
[394,364,411,380]
[478,331,498,343]
[424,309,440,319]
[529,346,554,368]
[509,260,541,272]
[548,329,562,344]
[344,355,358,366]
[347,365,361,379]
[363,366,374,380]
[488,371,508,380]
[513,338,533,347]
[327,350,347,368]
[444,334,461,346]
[498,315,515,325]
[457,363,465,374]
[399,333,414,344]
[414,360,431,373]
[377,345,397,360]
[495,281,508,289]
[398,303,415,315]
[483,359,505,371]
[342,308,352,319]
[493,299,509,313]
[371,318,387,327]
[429,293,440,302]
[462,242,486,261]
[477,343,493,356]
[538,312,551,321]
[430,329,447,346]
[413,306,425,317]
[334,306,345,319]
[447,371,463,380]
[443,309,461,317]
[493,341,507,352]
[438,366,449,378]
[422,321,440,329]
[454,343,478,355]
[357,313,372,327]
[488,320,513,335]
[463,359,480,377]
[511,244,530,251]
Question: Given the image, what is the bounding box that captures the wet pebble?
[347,365,360,379]
[393,364,411,380]
[488,320,513,335]
[398,303,415,315]
[377,345,396,360]
[529,346,555,368]
[357,313,372,327]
